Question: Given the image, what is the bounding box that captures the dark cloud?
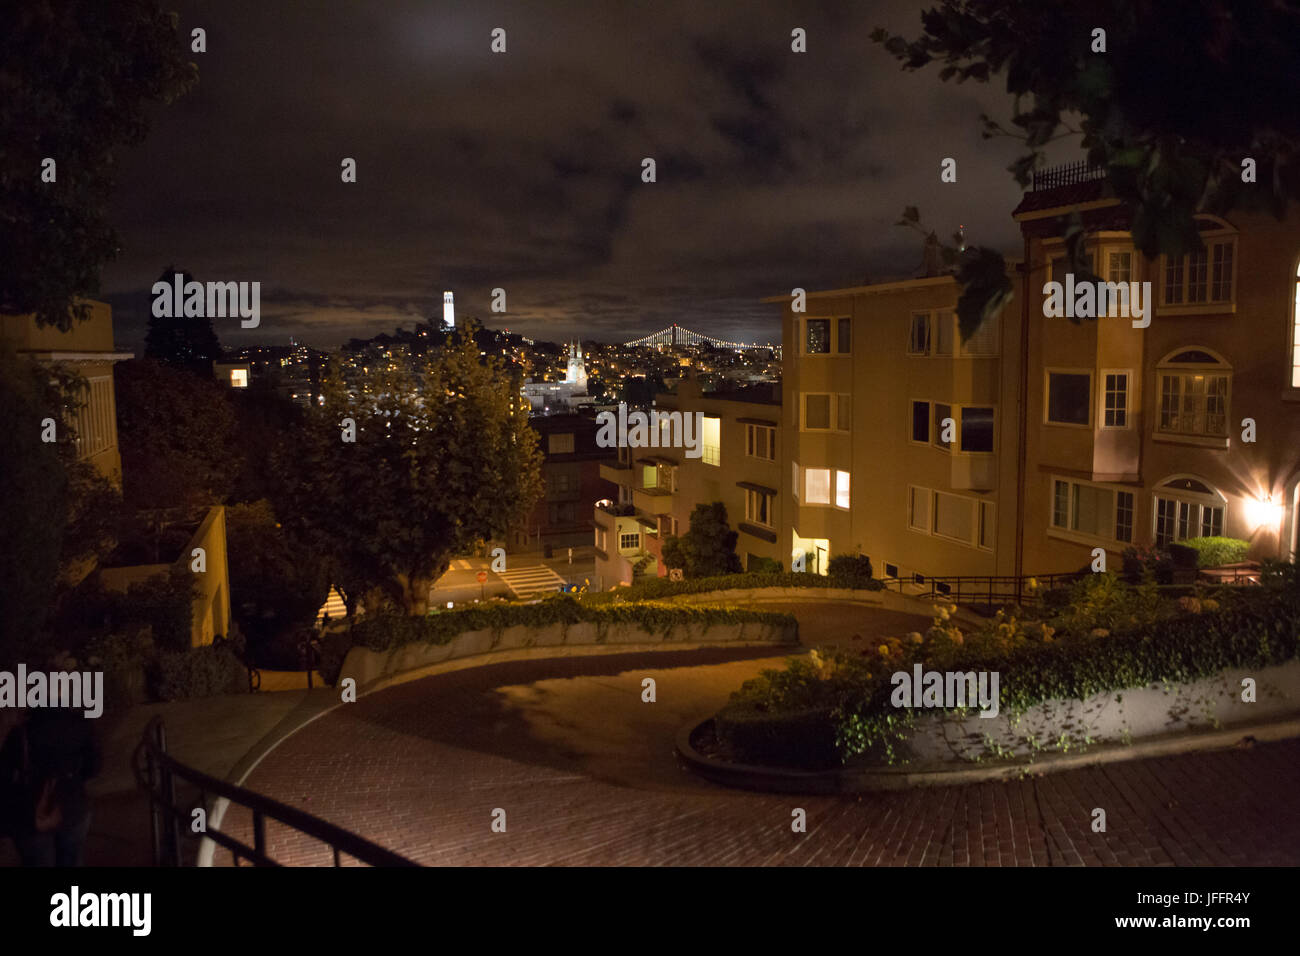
[99,0,1080,350]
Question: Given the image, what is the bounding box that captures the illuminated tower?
[443,291,454,329]
[566,341,588,388]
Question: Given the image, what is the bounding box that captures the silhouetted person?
[0,709,102,866]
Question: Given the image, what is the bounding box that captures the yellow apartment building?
[1013,167,1300,573]
[593,378,785,588]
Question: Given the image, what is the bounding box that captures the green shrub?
[147,642,247,701]
[82,628,154,710]
[120,566,197,653]
[714,706,841,770]
[584,570,882,604]
[827,553,874,588]
[719,564,1300,767]
[1181,536,1250,568]
[746,555,783,574]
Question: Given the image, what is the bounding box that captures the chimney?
[921,232,943,277]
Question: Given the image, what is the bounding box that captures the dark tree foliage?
[114,358,239,513]
[874,0,1300,337]
[662,502,743,579]
[0,1,196,329]
[144,267,222,373]
[225,500,331,646]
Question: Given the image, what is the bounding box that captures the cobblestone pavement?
[219,649,1300,867]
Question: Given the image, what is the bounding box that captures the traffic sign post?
[477,569,487,600]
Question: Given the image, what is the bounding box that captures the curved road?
[219,607,1300,866]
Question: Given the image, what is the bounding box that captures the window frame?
[1044,368,1094,429]
[745,488,775,528]
[1151,475,1228,546]
[745,423,777,462]
[1159,228,1238,312]
[1048,475,1137,546]
[803,316,851,356]
[1154,348,1232,442]
[1100,369,1132,430]
[910,399,931,445]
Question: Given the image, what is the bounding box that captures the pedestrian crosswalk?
[451,558,473,570]
[496,564,568,599]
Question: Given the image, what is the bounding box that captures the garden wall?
[901,659,1300,762]
[338,618,797,695]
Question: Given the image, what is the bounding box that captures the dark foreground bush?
[147,641,247,701]
[713,706,840,770]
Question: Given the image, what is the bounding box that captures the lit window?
[619,531,640,551]
[1156,349,1230,438]
[835,471,851,509]
[1153,477,1225,547]
[701,416,721,466]
[1051,477,1137,543]
[1292,261,1300,388]
[805,468,831,505]
[230,368,249,388]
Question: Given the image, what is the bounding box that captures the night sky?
[100,0,1075,350]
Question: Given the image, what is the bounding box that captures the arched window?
[1153,475,1227,546]
[1156,348,1230,439]
[1161,216,1237,307]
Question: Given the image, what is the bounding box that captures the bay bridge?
[624,323,777,352]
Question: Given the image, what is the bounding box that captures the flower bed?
[713,564,1300,769]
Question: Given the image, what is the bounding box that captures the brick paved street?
[220,649,1300,866]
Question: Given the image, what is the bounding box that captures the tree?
[114,359,239,513]
[277,326,545,614]
[873,0,1300,335]
[225,500,331,646]
[661,502,742,578]
[0,1,196,329]
[144,267,222,373]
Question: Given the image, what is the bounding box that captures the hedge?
[583,571,884,604]
[717,564,1300,768]
[314,596,797,685]
[1181,536,1250,568]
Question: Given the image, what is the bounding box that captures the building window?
[1115,491,1134,543]
[837,317,851,354]
[547,432,575,454]
[746,424,776,461]
[660,514,678,536]
[1046,371,1092,426]
[792,460,800,501]
[933,402,952,451]
[805,468,831,505]
[959,314,999,356]
[1153,477,1225,546]
[805,319,831,354]
[908,486,931,532]
[595,527,607,551]
[836,394,851,432]
[746,489,774,527]
[978,501,995,551]
[230,368,249,388]
[701,416,721,466]
[908,313,931,355]
[911,400,930,443]
[1163,237,1235,306]
[619,531,641,551]
[1156,349,1230,438]
[959,406,994,453]
[1102,372,1129,428]
[1051,477,1136,543]
[934,311,954,356]
[835,470,851,509]
[803,394,831,430]
[933,491,975,544]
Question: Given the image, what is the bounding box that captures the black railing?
[880,571,1088,607]
[132,716,419,867]
[1031,159,1107,191]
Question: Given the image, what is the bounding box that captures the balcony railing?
[1030,160,1107,191]
[596,501,637,517]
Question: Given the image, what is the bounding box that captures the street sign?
[476,570,488,583]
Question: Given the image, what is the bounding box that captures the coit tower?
[443,291,455,329]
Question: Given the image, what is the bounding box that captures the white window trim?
[745,488,775,528]
[907,484,988,550]
[1099,368,1133,431]
[955,404,997,456]
[802,316,850,356]
[1044,368,1094,429]
[906,311,932,356]
[1159,230,1238,314]
[1151,481,1227,545]
[799,392,850,433]
[1047,475,1136,547]
[1154,348,1232,442]
[745,423,777,462]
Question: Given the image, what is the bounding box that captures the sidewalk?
[0,686,337,867]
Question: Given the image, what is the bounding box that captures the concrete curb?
[675,714,1300,795]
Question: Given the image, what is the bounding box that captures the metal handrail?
[132,716,419,867]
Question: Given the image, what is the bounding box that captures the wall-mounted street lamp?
[1245,495,1284,532]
